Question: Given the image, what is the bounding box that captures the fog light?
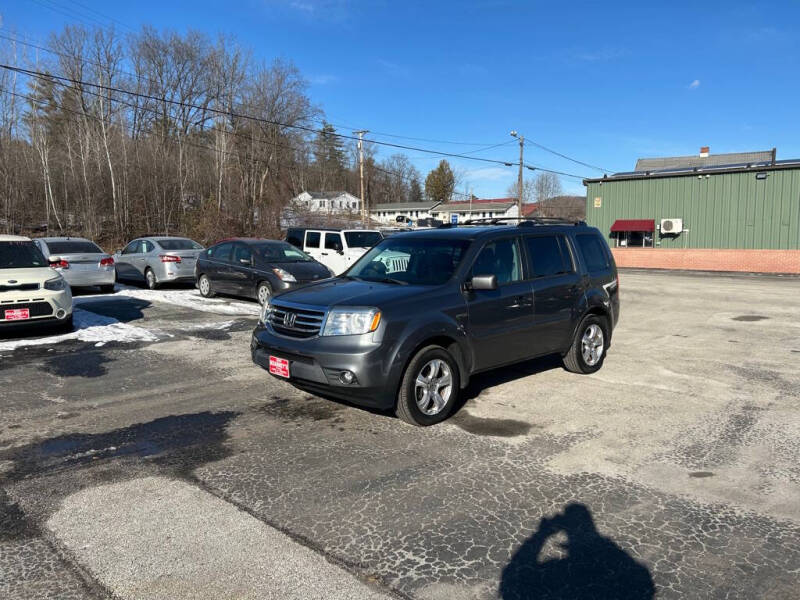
[56,309,66,319]
[339,370,356,385]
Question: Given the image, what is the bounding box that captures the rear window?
[525,235,573,277]
[344,231,382,248]
[0,241,48,269]
[305,232,321,248]
[157,238,203,250]
[46,240,103,254]
[575,234,610,273]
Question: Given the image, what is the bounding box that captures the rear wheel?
[396,346,459,426]
[563,314,608,374]
[198,274,215,298]
[257,281,272,305]
[145,268,159,290]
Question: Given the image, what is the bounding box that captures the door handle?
[508,295,533,309]
[321,252,328,256]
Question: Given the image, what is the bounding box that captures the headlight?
[272,267,297,282]
[322,308,381,336]
[44,276,67,291]
[259,298,273,324]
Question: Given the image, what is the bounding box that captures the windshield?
[0,241,49,269]
[255,241,313,262]
[157,239,203,250]
[46,240,103,254]
[344,231,383,248]
[347,238,469,285]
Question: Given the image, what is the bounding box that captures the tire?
[198,274,215,298]
[396,345,460,426]
[145,268,159,290]
[563,314,609,374]
[58,314,74,333]
[99,284,115,294]
[256,281,272,305]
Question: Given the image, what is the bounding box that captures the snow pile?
[0,308,159,352]
[114,288,260,316]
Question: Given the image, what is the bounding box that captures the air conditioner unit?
[660,218,683,234]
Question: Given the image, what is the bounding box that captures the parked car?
[33,237,115,293]
[252,220,619,426]
[0,235,73,331]
[114,236,204,289]
[285,228,383,275]
[196,238,333,304]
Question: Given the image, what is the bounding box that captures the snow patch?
[113,288,259,316]
[0,308,158,352]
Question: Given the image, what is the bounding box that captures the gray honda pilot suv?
[251,220,619,426]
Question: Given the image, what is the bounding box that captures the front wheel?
[256,281,272,305]
[396,346,460,426]
[145,268,159,290]
[563,314,609,374]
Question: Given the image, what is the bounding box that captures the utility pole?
[353,130,368,227]
[511,130,524,218]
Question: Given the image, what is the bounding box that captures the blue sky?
[2,0,798,197]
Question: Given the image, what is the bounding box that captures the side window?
[141,241,154,253]
[211,242,233,262]
[122,241,140,255]
[233,244,252,264]
[525,235,572,277]
[471,238,522,285]
[305,231,321,248]
[324,233,342,250]
[576,235,610,273]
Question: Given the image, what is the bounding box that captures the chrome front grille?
[268,304,326,338]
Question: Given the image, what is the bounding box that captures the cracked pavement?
[1,272,799,599]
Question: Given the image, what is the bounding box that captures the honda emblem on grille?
[283,312,297,328]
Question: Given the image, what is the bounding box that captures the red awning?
[610,219,655,232]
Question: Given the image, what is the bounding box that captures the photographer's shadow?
[500,503,655,600]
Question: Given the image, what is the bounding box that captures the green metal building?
[583,149,800,250]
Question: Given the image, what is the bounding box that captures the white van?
[286,228,383,275]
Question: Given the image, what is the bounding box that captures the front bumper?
[250,323,398,410]
[0,287,73,327]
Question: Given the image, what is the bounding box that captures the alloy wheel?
[414,359,453,416]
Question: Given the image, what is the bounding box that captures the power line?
[1,63,527,168]
[524,163,587,180]
[525,139,612,174]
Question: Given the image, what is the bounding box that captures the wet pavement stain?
[732,315,769,322]
[190,329,231,341]
[689,471,715,478]
[40,349,113,378]
[451,411,534,437]
[259,396,346,425]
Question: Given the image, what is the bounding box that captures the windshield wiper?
[372,277,408,285]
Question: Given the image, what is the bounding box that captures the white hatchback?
[0,235,73,331]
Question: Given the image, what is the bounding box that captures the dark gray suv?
[251,220,619,426]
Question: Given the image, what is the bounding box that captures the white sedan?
[0,235,73,331]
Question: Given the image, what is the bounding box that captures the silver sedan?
[33,237,116,292]
[113,236,204,289]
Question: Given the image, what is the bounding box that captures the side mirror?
[470,274,497,291]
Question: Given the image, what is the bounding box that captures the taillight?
[50,259,69,269]
[159,254,181,263]
[100,257,114,266]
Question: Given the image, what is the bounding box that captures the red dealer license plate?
[268,356,290,378]
[4,308,30,321]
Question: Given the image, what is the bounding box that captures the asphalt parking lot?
[1,271,799,599]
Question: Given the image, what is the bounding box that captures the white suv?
[286,228,383,275]
[0,235,73,331]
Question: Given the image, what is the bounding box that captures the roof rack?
[460,216,586,227]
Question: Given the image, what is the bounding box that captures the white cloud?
[689,79,701,89]
[309,74,338,85]
[464,167,515,182]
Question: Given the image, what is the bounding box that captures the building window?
[320,200,326,208]
[614,231,653,248]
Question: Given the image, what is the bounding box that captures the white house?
[369,200,443,225]
[432,197,519,223]
[291,191,361,213]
